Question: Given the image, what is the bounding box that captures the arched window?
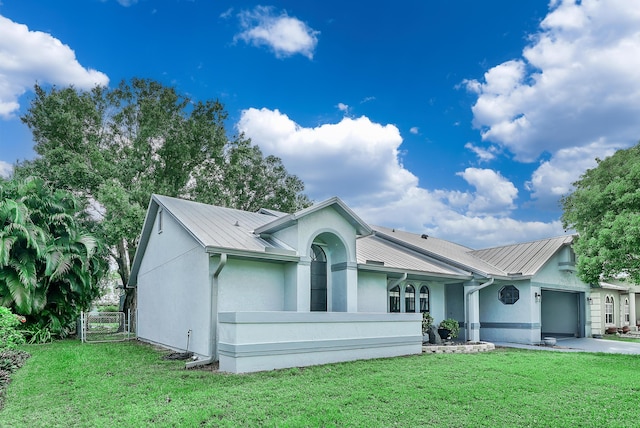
[310,244,327,312]
[419,285,430,313]
[624,298,630,323]
[605,296,614,324]
[405,285,415,313]
[389,286,400,313]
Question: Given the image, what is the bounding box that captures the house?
[590,281,640,334]
[130,195,596,373]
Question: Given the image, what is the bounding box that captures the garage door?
[541,290,584,337]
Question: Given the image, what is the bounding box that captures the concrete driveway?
[493,337,640,354]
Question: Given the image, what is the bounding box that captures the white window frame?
[605,295,614,325]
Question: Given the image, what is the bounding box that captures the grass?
[601,334,640,343]
[2,340,640,427]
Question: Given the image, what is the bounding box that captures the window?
[419,285,430,313]
[624,298,630,323]
[157,208,163,234]
[499,285,519,305]
[405,285,415,313]
[389,286,400,313]
[605,296,614,324]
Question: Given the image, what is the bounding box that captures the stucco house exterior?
[590,281,640,335]
[130,195,596,373]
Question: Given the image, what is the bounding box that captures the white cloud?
[457,168,518,216]
[409,127,419,135]
[234,6,319,59]
[0,160,12,178]
[525,140,617,205]
[0,15,109,119]
[464,142,499,162]
[337,102,349,112]
[465,0,640,209]
[237,108,565,248]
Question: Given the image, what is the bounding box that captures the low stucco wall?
[217,311,422,373]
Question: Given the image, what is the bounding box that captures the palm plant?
[0,177,107,337]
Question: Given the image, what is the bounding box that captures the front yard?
[2,340,639,427]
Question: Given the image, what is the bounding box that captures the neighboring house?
[130,195,594,373]
[590,281,640,334]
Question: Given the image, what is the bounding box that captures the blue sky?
[1,0,640,248]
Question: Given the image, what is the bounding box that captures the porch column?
[464,281,481,342]
[629,292,636,328]
[296,259,311,312]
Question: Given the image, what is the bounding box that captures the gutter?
[464,276,494,341]
[387,273,407,312]
[186,253,227,369]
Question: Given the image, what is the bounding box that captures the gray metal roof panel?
[357,235,471,277]
[372,225,505,276]
[469,235,574,276]
[154,195,283,252]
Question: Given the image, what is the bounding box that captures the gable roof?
[128,195,296,286]
[254,196,372,236]
[372,226,501,277]
[470,235,575,277]
[357,234,472,280]
[129,194,577,287]
[372,225,576,279]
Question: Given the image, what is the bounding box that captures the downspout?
[464,277,494,342]
[186,253,227,369]
[387,273,407,312]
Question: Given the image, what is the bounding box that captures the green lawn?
[2,340,639,427]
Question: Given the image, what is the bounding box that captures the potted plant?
[438,318,460,340]
[421,312,433,335]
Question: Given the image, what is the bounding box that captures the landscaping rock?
[428,325,442,345]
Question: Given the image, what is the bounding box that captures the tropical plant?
[421,312,433,335]
[0,307,25,350]
[0,177,107,337]
[438,318,460,339]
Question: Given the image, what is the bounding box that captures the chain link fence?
[80,310,136,343]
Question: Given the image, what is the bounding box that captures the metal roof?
[153,195,286,252]
[469,235,574,277]
[357,235,471,279]
[255,196,372,236]
[371,226,503,276]
[130,195,576,286]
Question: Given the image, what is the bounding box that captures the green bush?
[0,307,25,350]
[438,318,461,339]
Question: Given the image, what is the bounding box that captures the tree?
[561,143,640,284]
[15,78,310,310]
[0,177,107,336]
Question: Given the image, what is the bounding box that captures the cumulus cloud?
[0,160,13,178]
[0,15,109,119]
[525,140,617,205]
[237,108,564,248]
[457,168,518,216]
[465,0,640,209]
[464,142,499,163]
[409,127,419,135]
[234,6,319,59]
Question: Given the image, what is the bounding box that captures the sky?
[1,0,640,249]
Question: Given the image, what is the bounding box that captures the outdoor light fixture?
[534,292,541,303]
[587,297,593,304]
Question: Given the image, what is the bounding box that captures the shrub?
[0,307,25,350]
[438,318,461,339]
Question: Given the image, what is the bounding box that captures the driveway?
[493,337,640,354]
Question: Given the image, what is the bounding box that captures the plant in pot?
[421,312,433,336]
[438,318,460,340]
